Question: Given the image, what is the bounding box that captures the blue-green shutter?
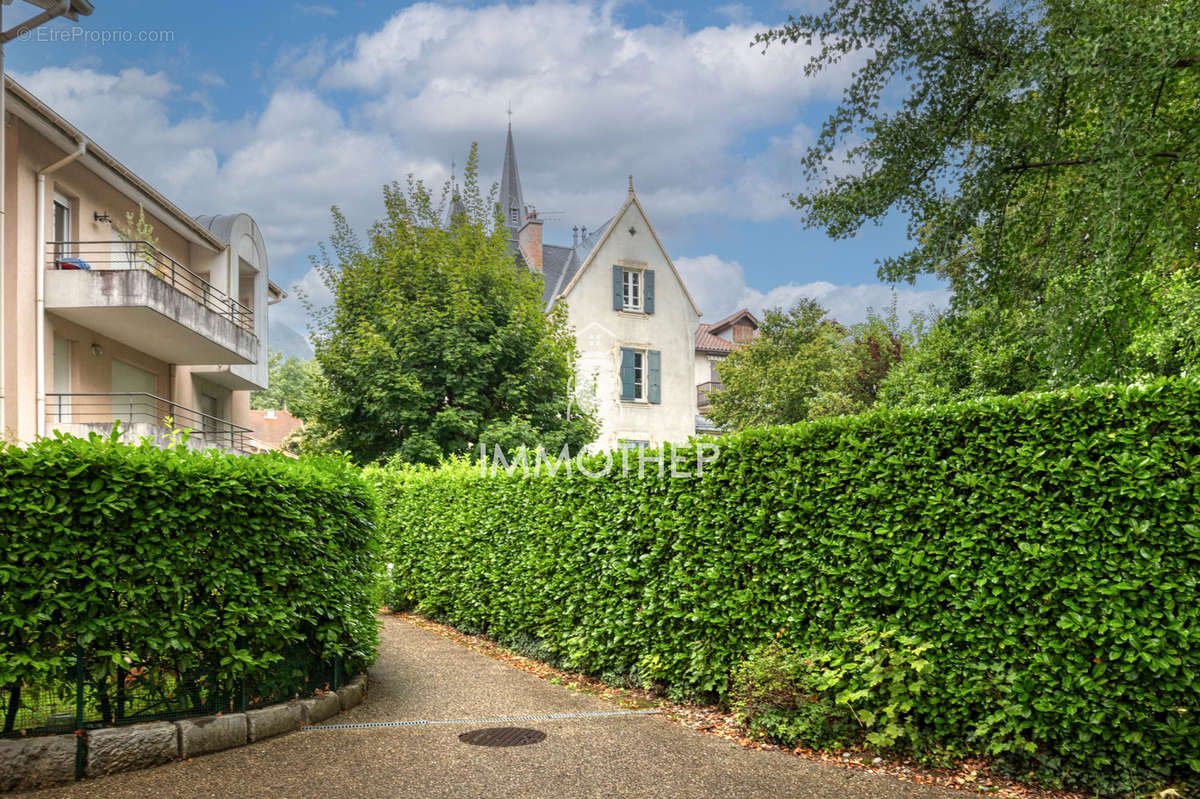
[647,350,661,404]
[643,269,655,314]
[612,265,624,310]
[619,347,636,401]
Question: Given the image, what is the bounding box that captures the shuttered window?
[620,347,661,404]
[612,266,655,314]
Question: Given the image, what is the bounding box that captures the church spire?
[499,116,525,236]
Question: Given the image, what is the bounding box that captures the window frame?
[53,192,72,261]
[622,268,642,312]
[631,349,645,400]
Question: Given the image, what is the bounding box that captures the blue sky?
[5,0,948,354]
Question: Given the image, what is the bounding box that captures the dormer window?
[510,207,519,225]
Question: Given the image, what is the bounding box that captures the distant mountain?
[268,320,315,360]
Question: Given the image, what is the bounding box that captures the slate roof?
[516,217,614,310]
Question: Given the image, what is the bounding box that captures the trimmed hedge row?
[1,434,381,700]
[374,378,1200,793]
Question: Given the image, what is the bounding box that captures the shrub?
[729,626,934,752]
[1,432,381,718]
[729,640,854,750]
[373,378,1200,794]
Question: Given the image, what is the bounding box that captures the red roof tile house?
[694,309,759,434]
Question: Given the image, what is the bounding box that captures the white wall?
[561,196,699,451]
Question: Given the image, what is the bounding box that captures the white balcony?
[44,240,259,365]
[46,392,253,454]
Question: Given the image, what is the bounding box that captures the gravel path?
[24,615,964,798]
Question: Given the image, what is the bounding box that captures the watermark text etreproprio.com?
[19,27,175,45]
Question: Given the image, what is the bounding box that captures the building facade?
[694,309,760,434]
[501,125,701,451]
[0,78,279,453]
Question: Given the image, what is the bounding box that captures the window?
[611,265,655,313]
[620,347,661,404]
[510,207,519,225]
[53,193,71,262]
[620,439,650,450]
[623,269,641,311]
[631,350,644,399]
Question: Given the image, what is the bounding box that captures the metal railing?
[46,392,253,452]
[697,380,723,408]
[2,640,345,778]
[47,240,254,333]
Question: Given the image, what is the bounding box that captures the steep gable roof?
[555,187,702,317]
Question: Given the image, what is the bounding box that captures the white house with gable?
[499,124,702,451]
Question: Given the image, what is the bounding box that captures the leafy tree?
[707,299,843,430]
[303,145,595,465]
[757,0,1200,397]
[250,351,323,420]
[707,298,915,430]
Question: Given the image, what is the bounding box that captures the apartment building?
[0,77,280,453]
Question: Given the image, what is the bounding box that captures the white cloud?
[676,254,950,326]
[12,2,865,299]
[319,2,859,227]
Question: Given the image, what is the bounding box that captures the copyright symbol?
[17,29,32,42]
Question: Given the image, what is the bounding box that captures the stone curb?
[336,673,368,712]
[175,713,247,759]
[246,703,302,743]
[298,691,341,725]
[87,722,176,777]
[0,674,368,794]
[0,734,75,793]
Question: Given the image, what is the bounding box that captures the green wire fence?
[1,640,345,779]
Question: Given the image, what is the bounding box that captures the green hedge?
[374,378,1200,794]
[1,434,381,706]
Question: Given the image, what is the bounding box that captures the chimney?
[518,210,544,271]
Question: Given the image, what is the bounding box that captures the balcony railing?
[47,240,254,333]
[46,393,253,453]
[697,379,723,408]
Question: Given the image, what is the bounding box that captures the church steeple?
[499,117,525,236]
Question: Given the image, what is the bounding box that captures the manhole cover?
[458,727,547,747]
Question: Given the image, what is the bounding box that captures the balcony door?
[52,335,72,422]
[52,193,71,262]
[111,360,157,428]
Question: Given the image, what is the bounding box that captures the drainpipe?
[36,137,86,436]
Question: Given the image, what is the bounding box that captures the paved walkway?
[28,616,963,798]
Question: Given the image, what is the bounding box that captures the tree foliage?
[250,350,324,420]
[707,298,915,430]
[757,0,1200,397]
[304,145,595,465]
